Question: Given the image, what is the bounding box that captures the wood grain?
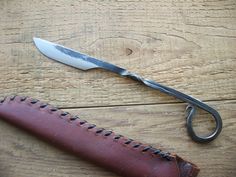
[0,0,235,107]
[0,101,235,177]
[0,0,236,177]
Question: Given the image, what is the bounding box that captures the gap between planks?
[58,99,236,110]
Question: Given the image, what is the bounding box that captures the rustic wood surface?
[0,0,235,177]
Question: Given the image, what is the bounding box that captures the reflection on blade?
[33,37,99,70]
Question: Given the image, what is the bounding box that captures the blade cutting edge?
[33,37,99,70]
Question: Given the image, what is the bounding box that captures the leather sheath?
[0,96,200,177]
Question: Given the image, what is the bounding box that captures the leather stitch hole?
[142,146,151,152]
[10,95,16,101]
[0,97,6,103]
[133,144,141,148]
[40,104,48,108]
[124,139,133,145]
[50,108,58,112]
[163,153,172,161]
[159,151,167,158]
[61,112,69,116]
[20,96,27,102]
[79,120,87,125]
[153,149,161,154]
[104,131,113,136]
[31,99,39,104]
[96,128,104,134]
[153,149,161,155]
[114,135,123,140]
[70,116,79,121]
[87,124,96,129]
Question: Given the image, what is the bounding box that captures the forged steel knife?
[33,37,222,143]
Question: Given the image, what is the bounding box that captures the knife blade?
[33,37,126,74]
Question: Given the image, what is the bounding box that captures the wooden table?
[0,1,235,177]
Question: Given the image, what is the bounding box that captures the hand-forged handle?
[122,71,222,143]
[32,37,222,143]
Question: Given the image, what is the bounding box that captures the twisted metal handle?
[122,71,222,143]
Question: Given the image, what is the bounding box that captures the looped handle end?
[185,105,222,143]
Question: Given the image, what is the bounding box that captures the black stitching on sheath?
[2,95,172,161]
[20,96,27,101]
[79,120,87,125]
[40,104,48,108]
[10,95,16,101]
[61,112,69,116]
[104,131,113,136]
[153,149,161,155]
[163,153,172,161]
[50,108,58,112]
[114,135,123,140]
[70,116,79,120]
[31,99,39,104]
[124,139,133,144]
[152,148,171,160]
[96,128,104,134]
[0,97,6,103]
[160,152,168,158]
[133,144,141,148]
[142,146,151,152]
[88,124,96,129]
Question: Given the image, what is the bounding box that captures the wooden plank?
[0,0,235,107]
[0,1,235,177]
[0,100,235,177]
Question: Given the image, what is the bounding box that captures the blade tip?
[33,37,40,43]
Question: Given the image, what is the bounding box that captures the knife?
[33,37,222,143]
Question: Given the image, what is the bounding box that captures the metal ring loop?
[186,105,222,143]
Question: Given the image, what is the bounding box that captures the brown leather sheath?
[0,96,200,177]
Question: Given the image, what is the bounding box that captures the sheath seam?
[1,95,172,161]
